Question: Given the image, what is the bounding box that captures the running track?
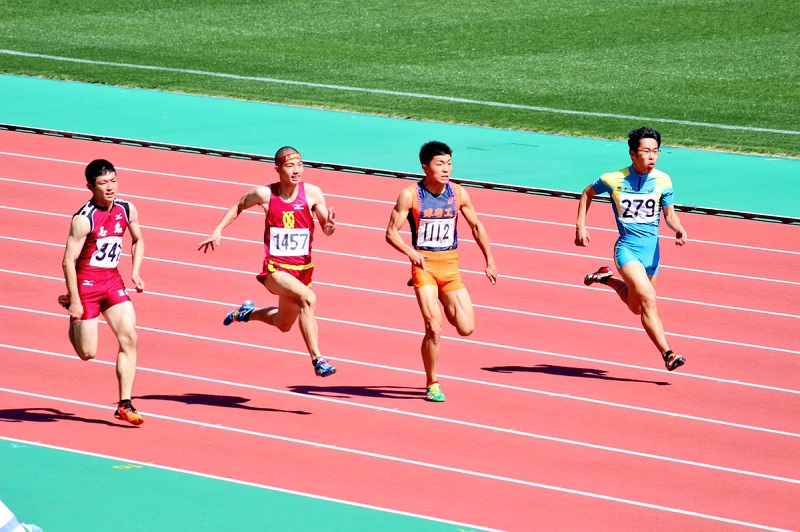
[1,130,799,531]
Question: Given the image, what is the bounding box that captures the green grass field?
[2,0,798,156]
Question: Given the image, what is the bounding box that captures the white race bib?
[90,236,123,268]
[619,192,659,223]
[269,227,310,257]
[416,218,455,249]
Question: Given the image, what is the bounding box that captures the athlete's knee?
[275,319,295,333]
[116,328,138,349]
[424,320,442,342]
[628,289,656,315]
[639,291,658,314]
[299,288,317,310]
[76,349,96,361]
[455,321,475,337]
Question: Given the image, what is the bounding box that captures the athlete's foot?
[663,351,686,372]
[313,357,336,377]
[425,382,446,402]
[584,265,613,286]
[58,294,71,310]
[114,401,144,426]
[223,300,255,326]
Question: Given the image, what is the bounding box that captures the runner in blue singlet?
[575,127,688,371]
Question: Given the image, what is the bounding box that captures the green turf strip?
[0,438,483,531]
[1,0,798,156]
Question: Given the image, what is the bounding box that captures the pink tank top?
[74,199,130,279]
[263,182,315,266]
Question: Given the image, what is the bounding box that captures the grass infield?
[1,0,798,156]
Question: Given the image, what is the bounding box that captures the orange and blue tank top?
[407,181,461,251]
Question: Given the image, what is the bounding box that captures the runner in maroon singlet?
[60,159,146,425]
[198,146,338,377]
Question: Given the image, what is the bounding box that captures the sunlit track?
[2,130,799,531]
[0,387,793,532]
[6,274,800,417]
[0,386,790,532]
[4,342,800,478]
[3,238,799,356]
[3,305,800,434]
[2,203,799,304]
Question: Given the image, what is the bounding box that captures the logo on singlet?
[282,211,296,228]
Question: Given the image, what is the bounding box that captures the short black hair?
[627,127,661,151]
[84,159,116,186]
[419,141,452,165]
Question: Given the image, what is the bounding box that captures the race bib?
[417,218,455,249]
[269,227,310,257]
[619,192,659,223]
[89,236,123,268]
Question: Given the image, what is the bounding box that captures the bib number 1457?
[269,228,310,257]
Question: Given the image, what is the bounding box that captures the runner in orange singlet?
[386,141,497,402]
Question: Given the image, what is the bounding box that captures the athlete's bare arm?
[386,187,425,268]
[457,186,497,284]
[62,215,91,320]
[305,184,336,236]
[662,205,687,246]
[575,184,597,247]
[198,185,271,252]
[127,201,145,292]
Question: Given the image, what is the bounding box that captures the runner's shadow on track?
[482,364,670,386]
[288,385,425,400]
[0,407,132,427]
[135,393,311,415]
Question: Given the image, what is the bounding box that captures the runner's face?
[423,154,452,186]
[630,138,659,174]
[89,172,118,205]
[276,157,304,184]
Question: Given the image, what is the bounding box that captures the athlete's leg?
[70,317,100,361]
[103,301,138,401]
[439,288,475,337]
[415,284,444,384]
[259,271,322,359]
[617,262,670,355]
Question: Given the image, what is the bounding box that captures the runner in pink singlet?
[60,159,146,425]
[199,146,338,377]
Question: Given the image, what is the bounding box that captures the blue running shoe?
[223,300,254,326]
[313,357,336,377]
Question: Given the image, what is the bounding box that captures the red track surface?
[2,130,799,531]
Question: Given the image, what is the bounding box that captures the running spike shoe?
[425,383,446,402]
[114,402,145,426]
[223,300,254,326]
[664,352,686,372]
[584,265,613,286]
[313,357,337,377]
